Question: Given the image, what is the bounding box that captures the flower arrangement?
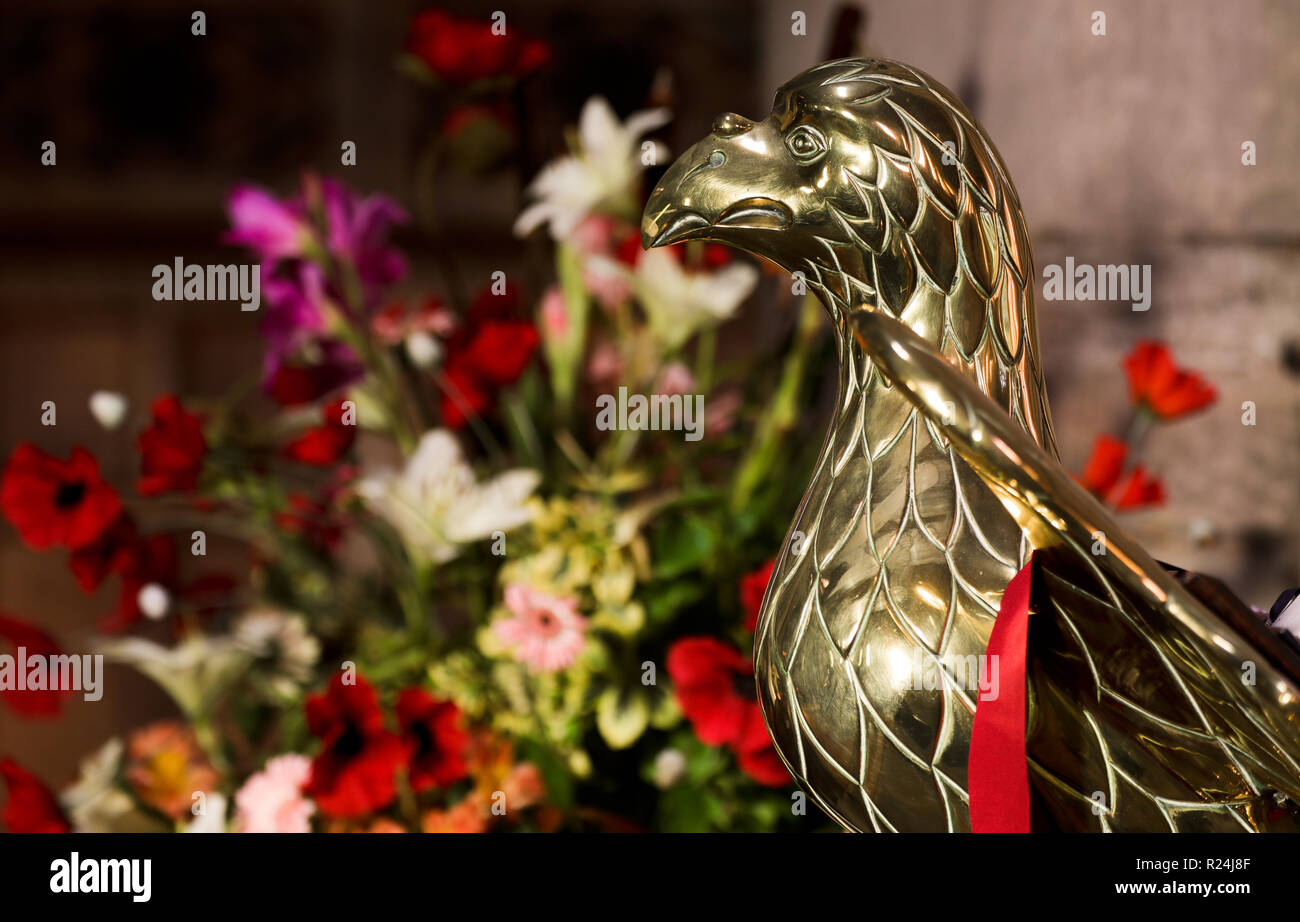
[0,9,1226,836]
[0,9,831,834]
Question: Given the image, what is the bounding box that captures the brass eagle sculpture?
[642,58,1300,832]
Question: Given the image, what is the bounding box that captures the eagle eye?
[784,125,828,164]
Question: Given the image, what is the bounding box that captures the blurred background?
[1,0,1297,798]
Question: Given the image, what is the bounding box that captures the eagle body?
[643,58,1300,831]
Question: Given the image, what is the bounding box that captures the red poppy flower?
[667,637,755,747]
[733,708,791,786]
[283,398,356,466]
[0,614,67,718]
[0,758,69,832]
[1113,466,1166,511]
[1123,341,1217,420]
[1076,434,1127,498]
[739,559,776,632]
[304,673,408,818]
[439,286,539,429]
[396,688,470,793]
[668,637,789,786]
[406,10,550,85]
[1,443,122,551]
[137,395,207,497]
[68,513,139,593]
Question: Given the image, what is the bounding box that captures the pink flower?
[655,362,696,396]
[234,754,316,833]
[223,185,312,265]
[569,214,617,257]
[539,286,569,338]
[494,584,587,673]
[582,256,634,309]
[586,341,622,386]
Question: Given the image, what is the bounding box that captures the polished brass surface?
[642,57,1300,831]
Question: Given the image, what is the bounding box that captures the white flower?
[514,96,671,240]
[634,247,759,350]
[234,608,320,695]
[99,634,247,717]
[61,738,159,833]
[357,429,539,564]
[183,792,228,833]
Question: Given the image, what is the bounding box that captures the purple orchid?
[320,177,409,302]
[223,184,313,266]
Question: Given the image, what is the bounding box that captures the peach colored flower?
[502,763,546,812]
[367,817,408,833]
[494,584,588,672]
[234,754,315,833]
[422,796,489,833]
[125,721,218,820]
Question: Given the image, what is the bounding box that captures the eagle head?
[643,57,1030,323]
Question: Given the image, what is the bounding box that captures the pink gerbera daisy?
[494,584,588,673]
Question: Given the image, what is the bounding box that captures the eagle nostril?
[712,112,754,138]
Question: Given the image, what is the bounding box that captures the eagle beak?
[641,115,793,251]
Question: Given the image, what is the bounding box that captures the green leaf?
[517,740,575,811]
[642,580,706,625]
[595,686,649,750]
[650,515,717,579]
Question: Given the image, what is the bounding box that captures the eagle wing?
[847,304,1300,830]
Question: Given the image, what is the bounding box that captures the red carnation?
[1074,435,1166,513]
[0,614,67,718]
[283,398,356,466]
[1,443,121,551]
[396,688,470,793]
[1123,341,1217,421]
[406,9,550,85]
[439,286,539,429]
[1113,466,1167,511]
[740,559,776,632]
[1077,434,1127,498]
[304,673,408,818]
[137,394,207,497]
[0,758,69,832]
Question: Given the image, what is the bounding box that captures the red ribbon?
[968,555,1034,833]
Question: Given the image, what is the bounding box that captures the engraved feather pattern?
[644,57,1300,831]
[753,58,1053,832]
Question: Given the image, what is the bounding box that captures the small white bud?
[138,583,171,620]
[652,748,687,789]
[405,331,442,369]
[89,390,129,430]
